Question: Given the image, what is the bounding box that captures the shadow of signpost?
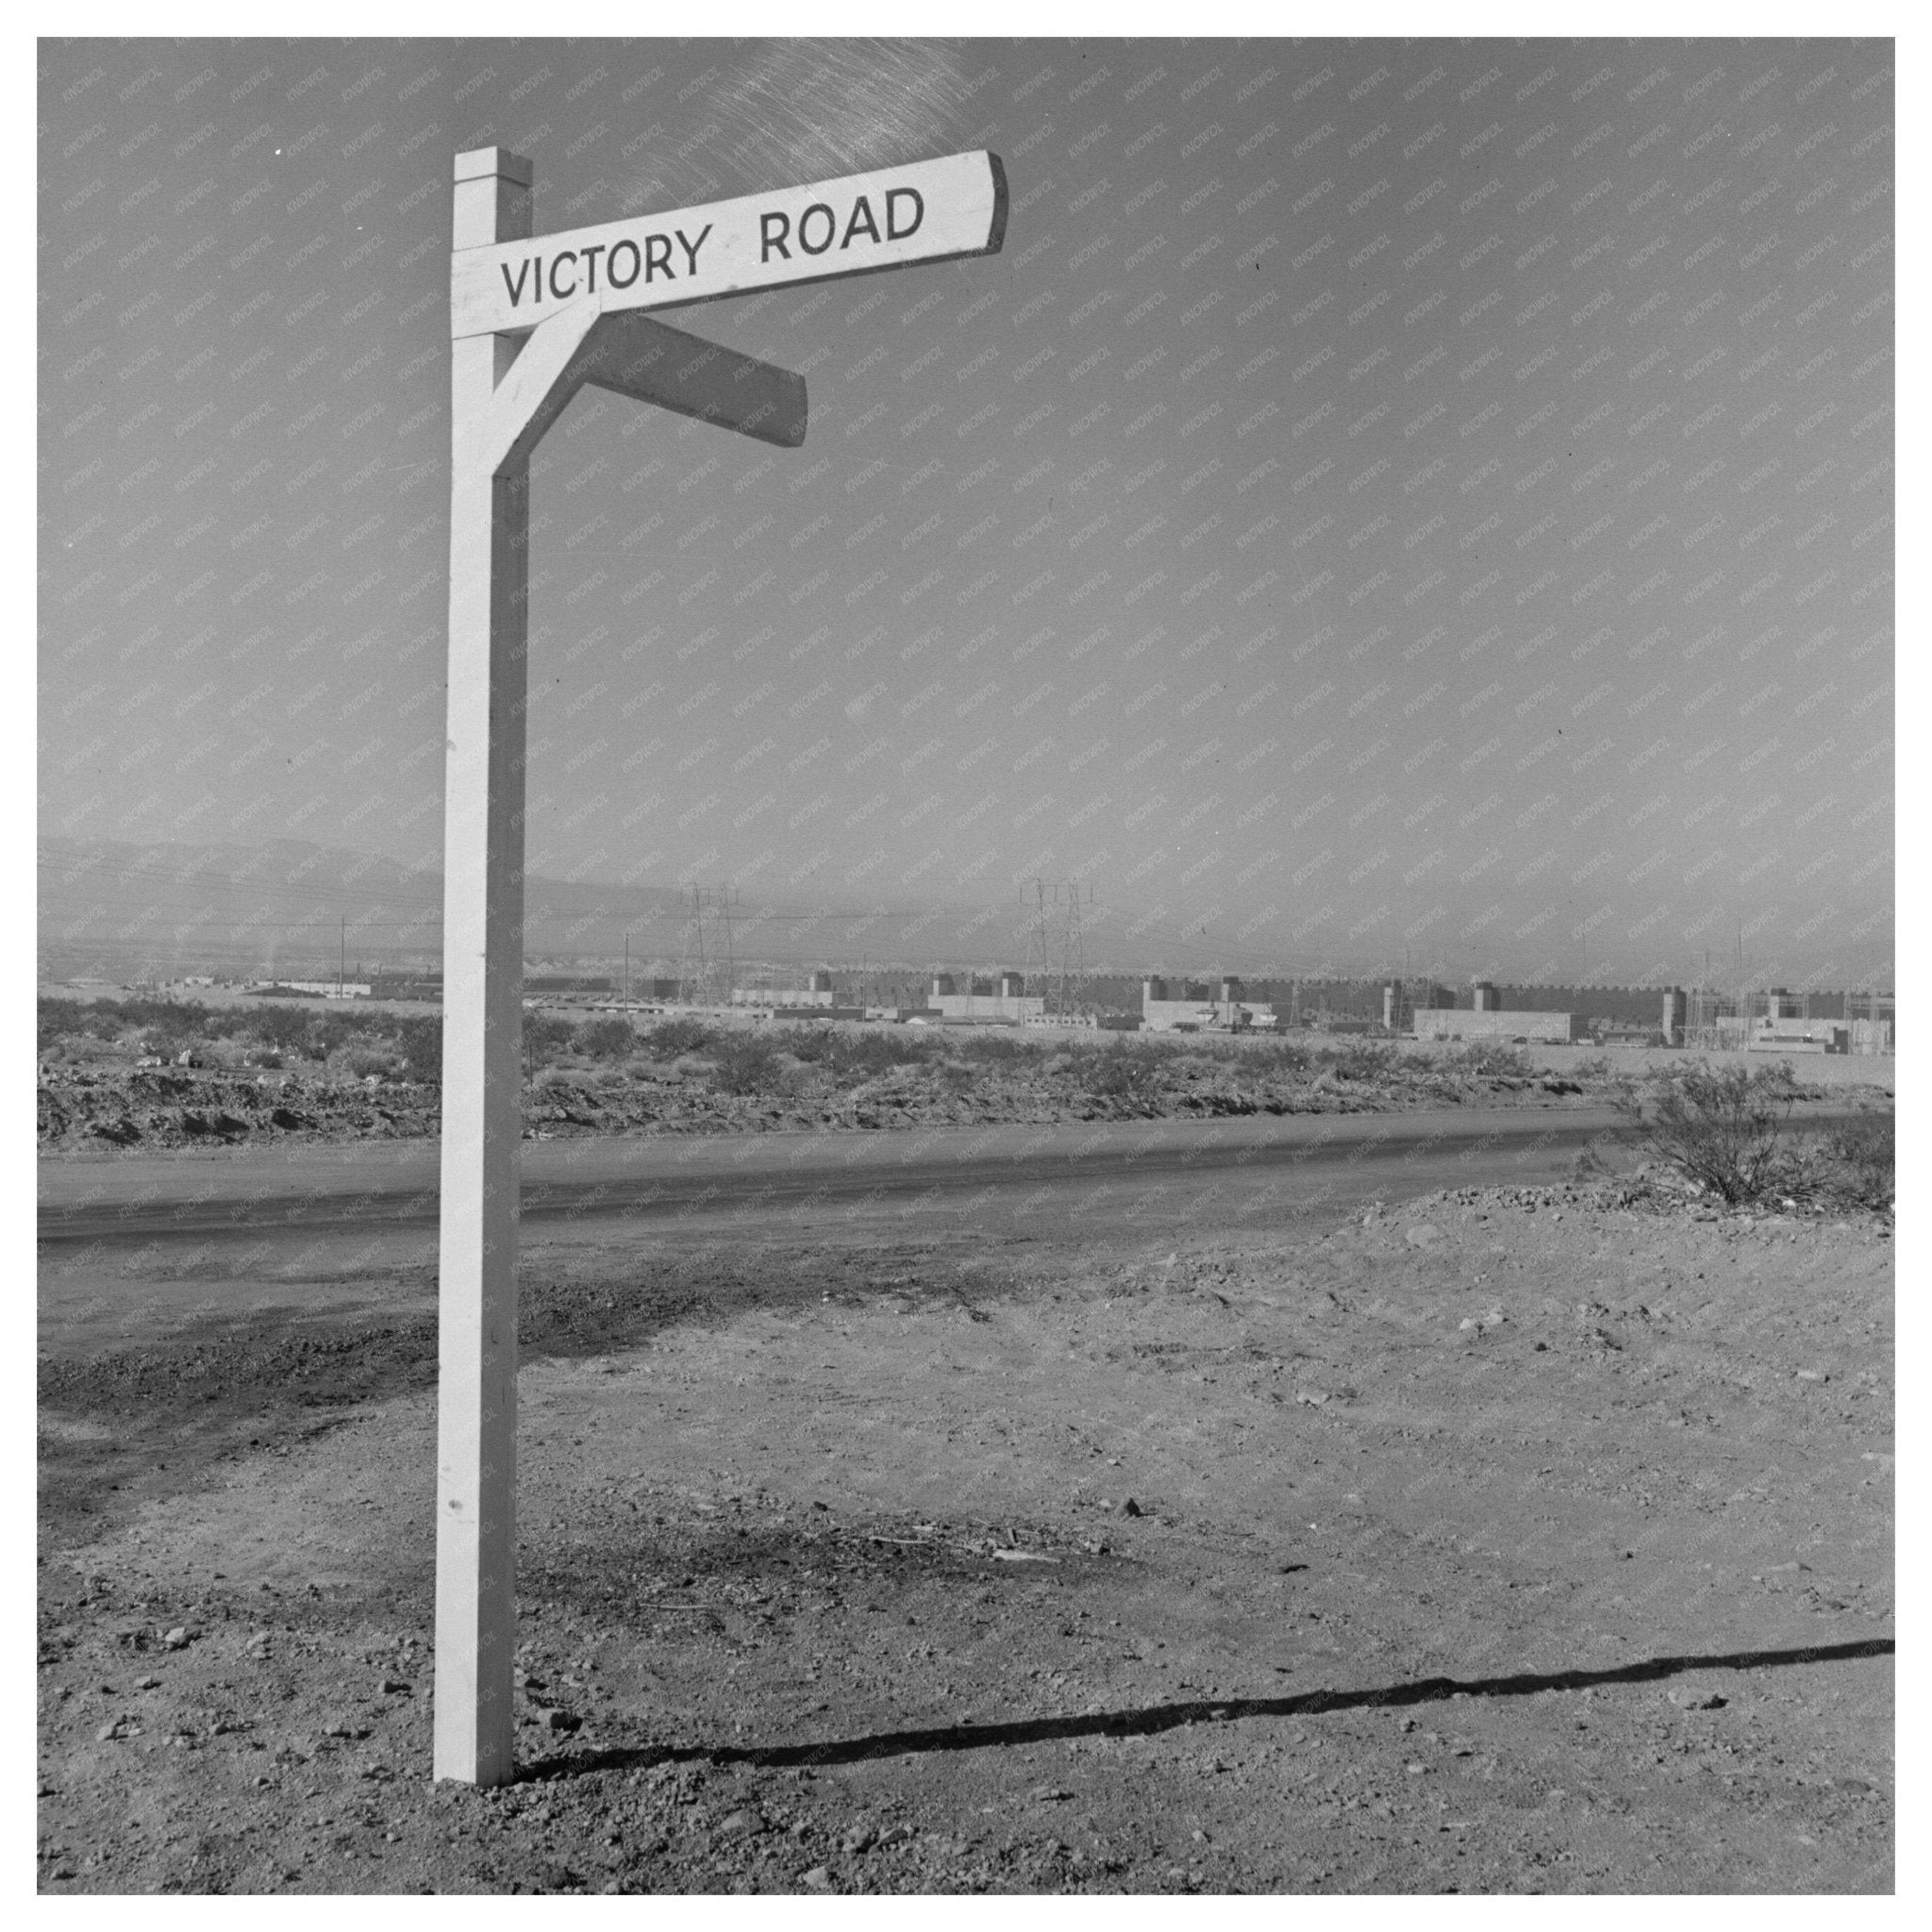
[524,1635,1892,1782]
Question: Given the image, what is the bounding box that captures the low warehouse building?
[1412,1008,1588,1044]
[1747,1017,1851,1054]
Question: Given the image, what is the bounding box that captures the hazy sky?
[39,36,1893,986]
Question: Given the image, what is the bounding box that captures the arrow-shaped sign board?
[452,148,1007,339]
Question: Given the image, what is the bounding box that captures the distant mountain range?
[37,836,1890,997]
[36,835,1152,985]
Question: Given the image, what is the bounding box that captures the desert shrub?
[1825,1111,1894,1209]
[776,1025,839,1064]
[573,1016,638,1059]
[1076,1040,1173,1105]
[342,1045,396,1079]
[37,997,90,1052]
[46,995,215,1049]
[832,1030,935,1079]
[314,1008,383,1060]
[122,1000,210,1056]
[522,1014,576,1068]
[1246,1039,1312,1076]
[954,1031,1035,1066]
[250,1003,316,1054]
[643,1016,712,1059]
[708,1031,787,1096]
[110,996,187,1035]
[780,1026,931,1078]
[1572,1054,1613,1082]
[1614,1058,1798,1205]
[136,1024,202,1059]
[393,1014,441,1083]
[1320,1041,1397,1081]
[1441,1041,1535,1079]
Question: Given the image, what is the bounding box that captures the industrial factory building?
[1407,982,1891,1053]
[731,968,841,1010]
[1690,988,1890,1055]
[922,972,1045,1024]
[1141,976,1275,1032]
[1408,982,1588,1044]
[503,951,1891,1054]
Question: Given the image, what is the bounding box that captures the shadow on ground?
[525,1637,1894,1780]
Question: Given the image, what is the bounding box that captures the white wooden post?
[436,145,534,1788]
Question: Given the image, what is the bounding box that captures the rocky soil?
[39,1175,1892,1893]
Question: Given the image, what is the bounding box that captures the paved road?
[39,1106,1635,1245]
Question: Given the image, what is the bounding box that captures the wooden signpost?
[436,143,1007,1785]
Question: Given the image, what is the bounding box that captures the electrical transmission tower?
[677,885,741,1006]
[1022,879,1093,1021]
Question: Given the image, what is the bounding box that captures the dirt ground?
[38,1169,1892,1894]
